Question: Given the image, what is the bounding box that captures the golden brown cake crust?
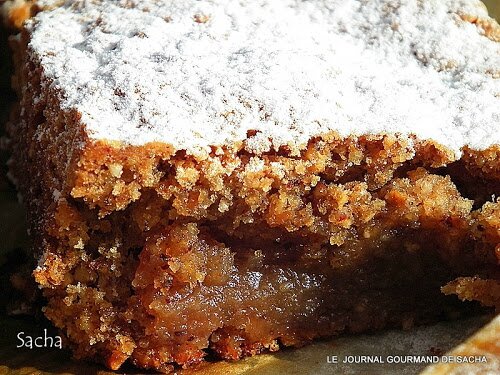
[1,0,33,29]
[9,53,500,371]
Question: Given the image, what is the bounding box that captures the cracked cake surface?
[3,0,500,372]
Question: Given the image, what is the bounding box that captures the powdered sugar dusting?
[26,0,500,156]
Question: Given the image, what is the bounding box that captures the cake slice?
[4,0,500,372]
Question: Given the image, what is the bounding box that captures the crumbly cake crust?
[0,0,32,29]
[4,0,500,373]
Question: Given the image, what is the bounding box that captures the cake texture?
[4,0,500,372]
[16,0,500,155]
[1,0,32,29]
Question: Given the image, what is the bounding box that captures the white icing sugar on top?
[26,0,500,156]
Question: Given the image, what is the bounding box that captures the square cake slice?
[5,0,500,372]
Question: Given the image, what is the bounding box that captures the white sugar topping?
[27,0,500,156]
